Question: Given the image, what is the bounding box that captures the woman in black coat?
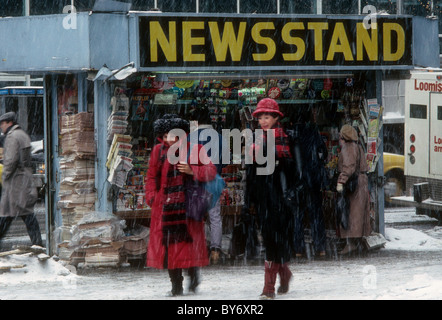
[242,99,298,299]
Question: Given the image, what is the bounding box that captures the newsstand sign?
[139,15,412,69]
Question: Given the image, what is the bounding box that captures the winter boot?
[210,248,221,265]
[277,263,293,295]
[339,239,357,255]
[168,269,184,297]
[260,261,280,299]
[188,267,200,294]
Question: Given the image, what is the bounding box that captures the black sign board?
[139,15,412,69]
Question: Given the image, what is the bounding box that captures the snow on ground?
[0,253,78,285]
[0,209,441,300]
[385,227,442,251]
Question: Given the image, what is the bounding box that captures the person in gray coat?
[0,112,42,247]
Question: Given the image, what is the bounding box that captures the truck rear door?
[430,92,442,177]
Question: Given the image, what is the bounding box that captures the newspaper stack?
[60,112,95,158]
[57,112,96,245]
[68,212,127,267]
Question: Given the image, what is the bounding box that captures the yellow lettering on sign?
[183,21,205,62]
[281,22,305,61]
[356,23,378,61]
[149,21,177,62]
[208,21,247,62]
[308,22,328,61]
[327,22,354,61]
[251,22,276,61]
[383,23,405,61]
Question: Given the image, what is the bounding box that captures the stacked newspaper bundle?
[60,112,95,158]
[58,112,96,245]
[68,212,127,267]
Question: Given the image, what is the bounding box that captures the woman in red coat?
[145,114,217,296]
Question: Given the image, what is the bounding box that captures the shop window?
[130,0,156,11]
[105,73,375,217]
[87,79,94,113]
[280,0,315,14]
[0,0,23,17]
[240,0,277,14]
[27,97,45,141]
[363,0,396,14]
[57,74,78,116]
[410,104,427,119]
[403,1,434,16]
[438,105,442,120]
[322,0,358,14]
[200,0,238,13]
[157,0,197,12]
[30,0,71,15]
[4,97,18,114]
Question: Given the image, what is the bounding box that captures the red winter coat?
[145,139,217,269]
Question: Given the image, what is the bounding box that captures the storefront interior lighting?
[166,73,354,80]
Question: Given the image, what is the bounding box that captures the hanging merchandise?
[131,88,151,120]
[175,80,194,89]
[277,79,290,90]
[108,88,130,142]
[345,77,355,87]
[267,87,281,99]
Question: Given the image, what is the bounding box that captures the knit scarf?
[157,143,193,246]
[262,124,293,160]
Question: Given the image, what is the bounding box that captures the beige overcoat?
[337,141,371,238]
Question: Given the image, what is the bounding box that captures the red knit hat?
[252,98,284,118]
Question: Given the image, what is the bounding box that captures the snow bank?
[0,253,77,285]
[377,274,442,300]
[385,227,442,251]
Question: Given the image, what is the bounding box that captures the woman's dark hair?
[255,111,280,119]
[153,114,190,136]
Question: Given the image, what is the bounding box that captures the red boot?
[277,263,293,295]
[260,261,280,299]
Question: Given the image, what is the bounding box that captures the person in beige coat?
[336,124,371,254]
[0,112,42,247]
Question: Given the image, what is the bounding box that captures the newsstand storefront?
[0,12,439,263]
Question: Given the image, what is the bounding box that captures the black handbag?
[346,172,359,193]
[336,193,350,230]
[345,145,361,193]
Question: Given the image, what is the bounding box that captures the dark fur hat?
[153,114,190,135]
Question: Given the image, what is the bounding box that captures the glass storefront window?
[404,0,434,16]
[240,0,277,14]
[280,0,315,14]
[322,0,359,14]
[30,0,71,15]
[362,1,396,14]
[57,74,78,116]
[200,0,238,13]
[130,0,156,11]
[157,0,197,12]
[0,0,23,16]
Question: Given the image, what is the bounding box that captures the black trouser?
[0,215,43,247]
